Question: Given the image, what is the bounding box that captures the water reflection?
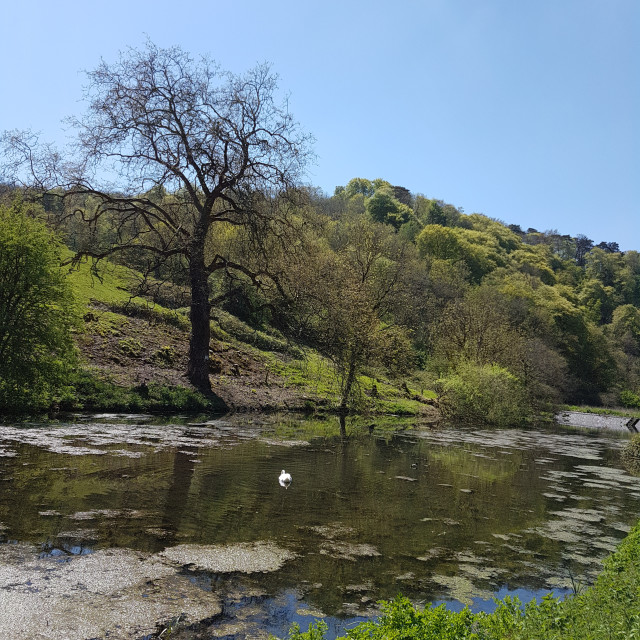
[0,414,638,636]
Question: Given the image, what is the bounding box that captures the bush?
[0,201,79,411]
[620,390,640,408]
[60,370,217,412]
[282,520,640,640]
[437,361,529,426]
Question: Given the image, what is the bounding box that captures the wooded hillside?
[1,175,638,421]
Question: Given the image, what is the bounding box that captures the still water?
[0,413,638,638]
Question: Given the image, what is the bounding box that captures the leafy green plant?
[620,390,640,408]
[437,361,529,426]
[280,620,328,640]
[118,337,143,358]
[0,201,79,411]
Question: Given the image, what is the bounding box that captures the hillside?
[2,176,640,421]
[64,255,436,417]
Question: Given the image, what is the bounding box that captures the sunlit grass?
[61,251,439,416]
[62,249,144,307]
[563,404,640,418]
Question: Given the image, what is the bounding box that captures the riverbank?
[288,519,640,640]
[556,410,640,432]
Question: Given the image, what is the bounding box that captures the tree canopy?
[0,201,78,410]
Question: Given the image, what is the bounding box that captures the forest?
[1,43,639,421]
[1,175,639,422]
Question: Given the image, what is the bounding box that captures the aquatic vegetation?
[285,519,640,639]
[161,541,296,574]
[0,544,222,640]
[622,434,640,475]
[2,415,640,637]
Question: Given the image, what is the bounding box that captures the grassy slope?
[64,256,438,416]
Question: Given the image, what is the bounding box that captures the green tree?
[417,224,507,282]
[0,202,77,410]
[365,187,411,230]
[284,214,414,410]
[343,177,375,199]
[414,196,461,227]
[437,361,528,427]
[610,304,640,356]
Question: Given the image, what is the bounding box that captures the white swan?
[279,469,292,486]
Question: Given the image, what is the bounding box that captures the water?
[0,413,638,638]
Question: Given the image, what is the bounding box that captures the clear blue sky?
[1,0,638,249]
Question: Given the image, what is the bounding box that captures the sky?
[1,0,638,248]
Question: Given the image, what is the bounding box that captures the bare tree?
[2,42,313,391]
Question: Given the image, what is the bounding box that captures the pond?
[0,413,639,639]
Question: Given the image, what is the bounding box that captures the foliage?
[0,201,78,411]
[620,390,640,408]
[365,187,412,230]
[279,213,416,410]
[285,520,640,640]
[414,196,461,228]
[60,370,216,412]
[282,620,328,640]
[622,434,640,475]
[416,224,507,282]
[437,362,529,426]
[4,153,640,418]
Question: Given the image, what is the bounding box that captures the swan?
[279,469,292,486]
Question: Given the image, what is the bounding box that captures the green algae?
[161,541,296,573]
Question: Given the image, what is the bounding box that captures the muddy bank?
[556,410,639,432]
[0,540,294,639]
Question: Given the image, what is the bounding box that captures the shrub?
[118,338,143,358]
[437,361,529,426]
[620,390,640,408]
[0,201,79,411]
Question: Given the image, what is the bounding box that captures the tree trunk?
[339,350,358,413]
[187,248,211,392]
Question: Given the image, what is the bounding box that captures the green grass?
[61,253,438,416]
[63,251,145,307]
[260,354,434,415]
[211,309,302,355]
[563,404,640,418]
[265,352,340,396]
[282,519,640,640]
[57,370,222,412]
